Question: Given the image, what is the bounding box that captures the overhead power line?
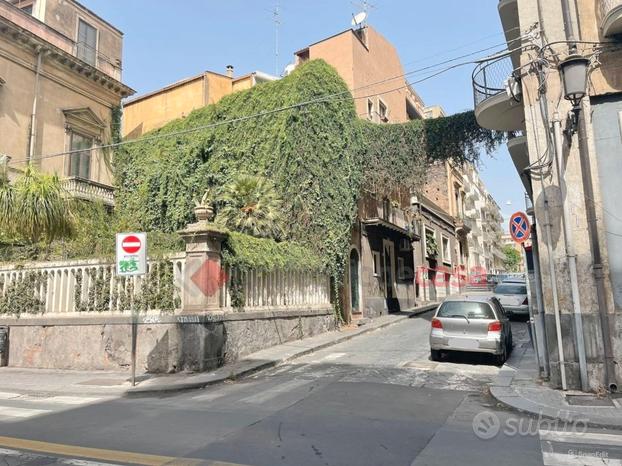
[13,38,534,165]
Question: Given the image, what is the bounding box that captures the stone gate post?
[178,203,228,313]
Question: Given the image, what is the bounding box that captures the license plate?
[448,338,480,350]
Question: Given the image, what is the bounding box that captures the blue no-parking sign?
[509,212,531,244]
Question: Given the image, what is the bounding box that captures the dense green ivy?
[114,59,502,289]
[222,231,323,272]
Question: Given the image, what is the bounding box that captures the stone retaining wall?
[2,308,335,373]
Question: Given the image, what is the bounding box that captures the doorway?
[349,248,361,314]
[382,239,397,310]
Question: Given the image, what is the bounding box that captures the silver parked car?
[429,295,512,365]
[493,281,528,317]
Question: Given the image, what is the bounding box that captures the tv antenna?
[273,2,281,76]
[351,1,374,28]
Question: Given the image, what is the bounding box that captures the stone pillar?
[178,208,228,313]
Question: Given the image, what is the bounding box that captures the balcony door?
[77,19,97,66]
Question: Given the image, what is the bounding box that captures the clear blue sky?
[82,0,526,229]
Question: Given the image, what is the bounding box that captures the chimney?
[226,65,234,78]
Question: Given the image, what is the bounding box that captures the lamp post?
[558,52,618,392]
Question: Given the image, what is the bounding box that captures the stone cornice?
[0,15,134,98]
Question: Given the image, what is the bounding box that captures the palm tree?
[215,174,284,239]
[0,165,74,244]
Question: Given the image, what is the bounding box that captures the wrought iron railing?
[472,56,515,107]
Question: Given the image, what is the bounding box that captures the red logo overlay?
[191,258,229,297]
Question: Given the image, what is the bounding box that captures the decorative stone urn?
[193,190,215,223]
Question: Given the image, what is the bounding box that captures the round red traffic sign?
[121,235,142,254]
[509,211,531,244]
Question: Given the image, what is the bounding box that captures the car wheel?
[495,343,507,366]
[430,350,442,362]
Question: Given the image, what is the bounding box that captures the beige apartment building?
[0,0,133,205]
[474,0,622,391]
[123,67,278,139]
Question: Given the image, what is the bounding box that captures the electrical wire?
[9,36,535,165]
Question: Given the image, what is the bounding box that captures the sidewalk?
[490,340,622,429]
[0,304,438,397]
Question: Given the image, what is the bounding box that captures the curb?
[126,303,438,396]
[489,344,622,429]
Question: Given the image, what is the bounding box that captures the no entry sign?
[121,235,142,254]
[116,232,147,276]
[509,212,531,244]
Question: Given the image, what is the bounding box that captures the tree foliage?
[0,166,74,244]
[114,59,503,286]
[214,174,285,239]
[502,244,522,272]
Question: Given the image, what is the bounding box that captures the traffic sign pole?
[131,310,138,387]
[116,233,147,387]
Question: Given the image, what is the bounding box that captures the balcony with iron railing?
[472,55,524,132]
[0,1,122,81]
[600,0,622,37]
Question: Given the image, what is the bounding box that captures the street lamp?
[559,54,590,135]
[559,54,590,108]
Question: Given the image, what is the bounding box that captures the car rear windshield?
[437,301,495,320]
[495,284,527,294]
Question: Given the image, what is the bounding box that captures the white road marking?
[0,447,120,465]
[311,352,347,364]
[0,392,21,400]
[238,379,312,405]
[0,405,51,419]
[542,452,621,466]
[540,429,622,447]
[540,429,622,465]
[45,396,104,405]
[192,381,261,402]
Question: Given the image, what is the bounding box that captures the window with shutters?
[68,132,93,180]
[77,19,98,66]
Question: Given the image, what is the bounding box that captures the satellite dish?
[283,63,296,76]
[351,11,367,27]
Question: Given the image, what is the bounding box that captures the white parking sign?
[116,233,147,276]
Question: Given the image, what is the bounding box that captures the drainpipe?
[531,83,569,390]
[560,0,618,392]
[28,50,43,163]
[538,175,568,390]
[552,113,589,392]
[530,223,551,378]
[577,109,618,392]
[560,0,577,52]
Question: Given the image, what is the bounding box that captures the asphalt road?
[0,313,614,466]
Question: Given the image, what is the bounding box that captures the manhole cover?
[566,395,615,407]
[77,378,127,386]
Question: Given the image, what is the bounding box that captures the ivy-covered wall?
[114,59,502,285]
